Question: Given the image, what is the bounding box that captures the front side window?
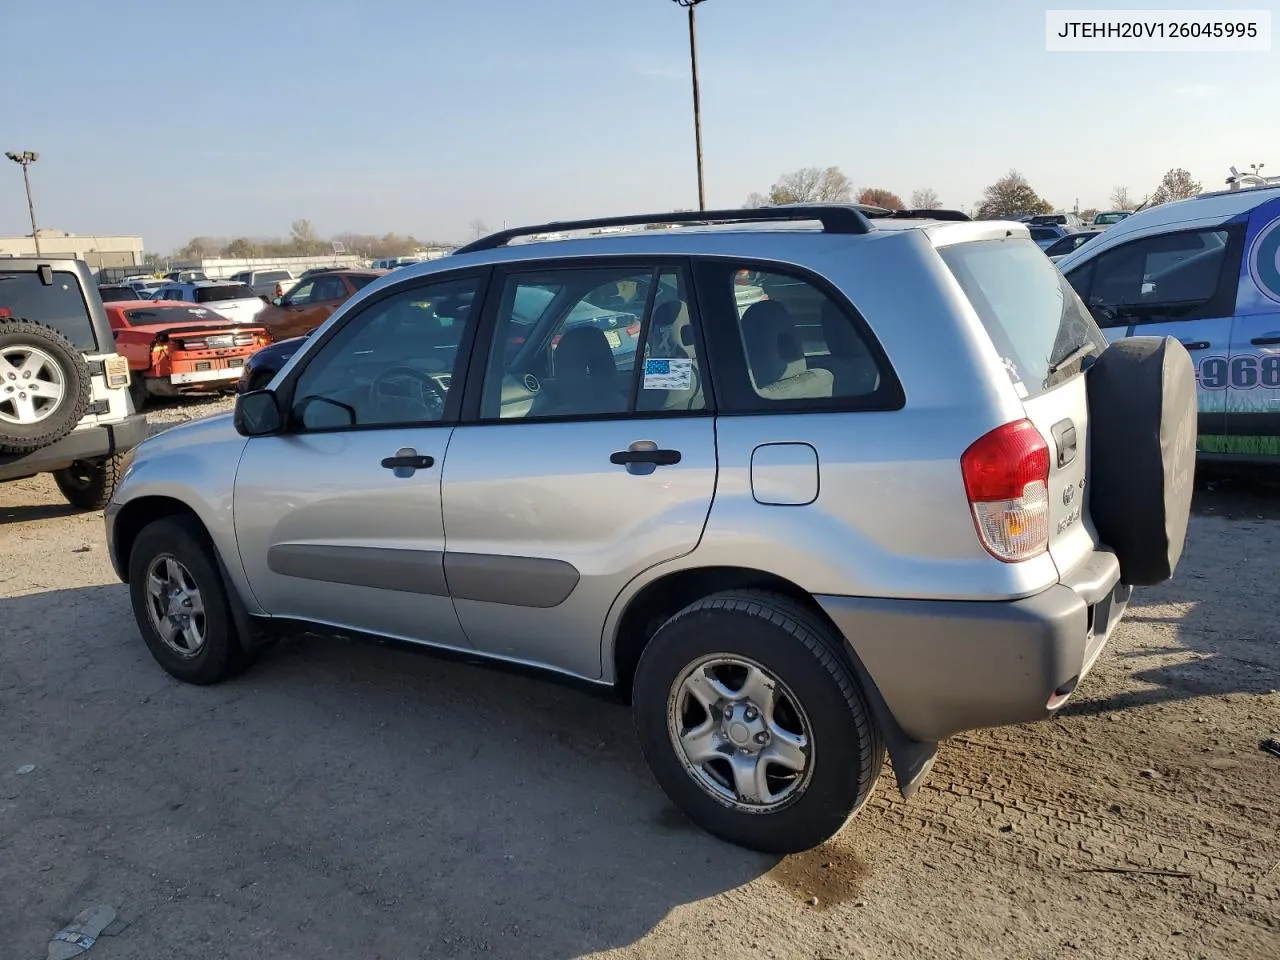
[1071,228,1234,327]
[283,280,315,305]
[289,276,479,431]
[481,265,704,420]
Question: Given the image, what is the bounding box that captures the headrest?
[741,300,805,387]
[555,326,617,378]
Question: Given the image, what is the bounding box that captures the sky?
[1,0,1275,253]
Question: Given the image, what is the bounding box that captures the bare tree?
[910,187,941,209]
[761,166,853,205]
[1148,168,1202,206]
[224,237,261,259]
[289,219,325,255]
[1109,186,1134,210]
[742,191,769,208]
[177,236,223,260]
[469,219,490,240]
[975,170,1053,219]
[857,187,905,210]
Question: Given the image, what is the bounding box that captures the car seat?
[740,300,833,400]
[529,326,627,418]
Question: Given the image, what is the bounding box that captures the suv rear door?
[1062,224,1245,453]
[938,236,1108,579]
[440,260,716,679]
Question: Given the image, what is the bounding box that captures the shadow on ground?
[1062,467,1279,718]
[0,584,769,959]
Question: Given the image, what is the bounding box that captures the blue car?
[1055,184,1280,461]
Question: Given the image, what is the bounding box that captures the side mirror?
[234,389,284,437]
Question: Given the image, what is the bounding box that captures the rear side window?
[194,284,256,303]
[692,261,901,413]
[347,274,377,291]
[0,270,98,350]
[939,237,1106,397]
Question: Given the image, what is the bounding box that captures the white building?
[0,229,144,269]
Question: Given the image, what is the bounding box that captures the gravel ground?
[0,397,1277,959]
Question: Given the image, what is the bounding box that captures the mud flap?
[1086,336,1198,586]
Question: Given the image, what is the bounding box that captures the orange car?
[254,268,385,340]
[106,300,272,409]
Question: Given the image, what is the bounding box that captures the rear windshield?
[0,270,98,350]
[1029,227,1059,242]
[98,286,137,302]
[261,270,291,282]
[124,306,225,326]
[939,237,1107,397]
[194,284,256,303]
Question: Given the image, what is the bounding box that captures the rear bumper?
[817,548,1131,743]
[0,414,149,481]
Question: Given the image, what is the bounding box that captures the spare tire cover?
[1086,336,1197,586]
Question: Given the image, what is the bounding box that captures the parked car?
[119,277,168,300]
[1091,210,1132,228]
[1043,230,1102,261]
[228,269,299,303]
[254,268,384,340]
[105,205,1196,854]
[106,300,273,409]
[151,280,267,326]
[1028,223,1079,250]
[97,284,140,303]
[1029,212,1086,230]
[0,257,147,508]
[1056,183,1280,461]
[164,270,208,283]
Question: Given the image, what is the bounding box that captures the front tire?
[52,453,128,511]
[127,515,255,685]
[632,590,883,854]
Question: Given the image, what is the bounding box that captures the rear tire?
[129,374,148,412]
[52,453,128,511]
[632,589,882,854]
[127,515,256,685]
[0,320,92,453]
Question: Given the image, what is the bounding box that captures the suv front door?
[1064,225,1244,450]
[440,261,717,679]
[1223,200,1280,458]
[233,272,485,644]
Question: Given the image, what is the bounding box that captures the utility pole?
[5,151,41,256]
[672,0,708,211]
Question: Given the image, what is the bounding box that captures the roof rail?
[455,205,874,254]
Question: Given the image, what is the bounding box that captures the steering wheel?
[370,366,448,419]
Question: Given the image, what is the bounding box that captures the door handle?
[610,448,681,466]
[381,447,435,477]
[1179,340,1211,351]
[1250,334,1280,346]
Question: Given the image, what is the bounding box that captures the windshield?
[1094,213,1128,225]
[0,270,99,350]
[194,284,257,303]
[940,237,1107,397]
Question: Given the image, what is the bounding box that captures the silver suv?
[104,207,1198,853]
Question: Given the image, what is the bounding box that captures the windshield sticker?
[643,358,693,390]
[1248,215,1280,304]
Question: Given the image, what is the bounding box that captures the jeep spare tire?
[1086,335,1197,586]
[0,319,93,453]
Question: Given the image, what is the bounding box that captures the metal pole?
[687,4,706,211]
[22,162,40,256]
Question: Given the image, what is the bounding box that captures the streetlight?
[5,150,41,256]
[672,0,708,211]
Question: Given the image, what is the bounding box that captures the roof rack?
[867,207,972,221]
[455,205,874,254]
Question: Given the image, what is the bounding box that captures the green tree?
[1148,168,1201,206]
[857,187,904,210]
[976,170,1052,219]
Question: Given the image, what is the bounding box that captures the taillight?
[960,419,1050,562]
[181,339,207,350]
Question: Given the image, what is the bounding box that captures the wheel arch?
[606,563,938,799]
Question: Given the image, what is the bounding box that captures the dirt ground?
[1,397,1277,960]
